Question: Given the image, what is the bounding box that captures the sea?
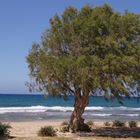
[0,94,140,122]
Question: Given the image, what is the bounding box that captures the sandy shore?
[10,120,61,139]
[6,120,140,140]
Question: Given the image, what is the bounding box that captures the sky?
[0,0,140,94]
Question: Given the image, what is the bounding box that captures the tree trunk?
[69,90,91,132]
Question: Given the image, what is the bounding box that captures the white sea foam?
[85,106,104,110]
[109,106,140,111]
[0,106,139,114]
[90,113,139,117]
[117,114,139,117]
[91,113,112,117]
[0,106,73,114]
[0,106,104,114]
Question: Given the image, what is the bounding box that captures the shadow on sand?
[0,136,15,140]
[78,127,140,138]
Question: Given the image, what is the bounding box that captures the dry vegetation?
[9,121,140,140]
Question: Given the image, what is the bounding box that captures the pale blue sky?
[0,0,140,94]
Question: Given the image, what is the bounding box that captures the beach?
[0,94,140,139]
[8,120,140,140]
[0,0,140,139]
[10,120,61,139]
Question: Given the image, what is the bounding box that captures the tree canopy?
[27,4,140,131]
[27,4,140,100]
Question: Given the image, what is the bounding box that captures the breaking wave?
[0,106,140,115]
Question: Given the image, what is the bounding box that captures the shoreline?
[1,117,140,123]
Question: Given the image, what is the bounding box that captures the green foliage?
[60,121,69,133]
[104,121,111,127]
[0,122,11,137]
[60,125,69,133]
[86,120,94,126]
[128,121,137,128]
[38,126,56,137]
[112,120,126,128]
[27,4,140,101]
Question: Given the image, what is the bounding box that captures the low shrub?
[0,122,12,137]
[112,120,126,128]
[128,121,137,128]
[60,125,69,133]
[104,121,111,127]
[38,126,56,137]
[86,120,94,126]
[61,121,69,126]
[60,121,69,133]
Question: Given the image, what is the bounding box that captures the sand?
[5,120,140,140]
[10,120,61,139]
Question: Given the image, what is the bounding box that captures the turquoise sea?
[0,94,140,122]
